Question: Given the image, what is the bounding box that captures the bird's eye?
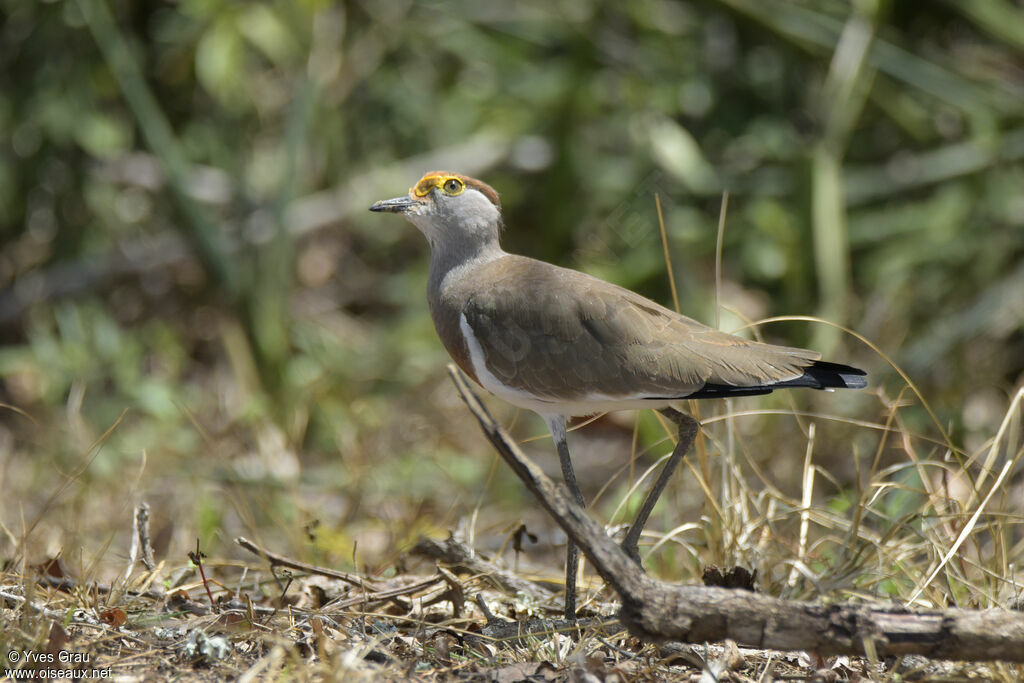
[442,178,464,195]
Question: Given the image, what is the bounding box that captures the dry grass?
[2,357,1022,681]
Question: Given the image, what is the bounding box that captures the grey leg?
[620,409,699,565]
[544,414,583,620]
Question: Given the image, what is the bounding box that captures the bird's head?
[369,171,502,249]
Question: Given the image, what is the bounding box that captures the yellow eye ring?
[413,175,466,198]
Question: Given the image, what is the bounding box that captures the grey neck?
[426,237,503,299]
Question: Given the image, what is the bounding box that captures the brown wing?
[459,256,819,400]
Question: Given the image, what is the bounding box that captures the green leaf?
[195,16,246,108]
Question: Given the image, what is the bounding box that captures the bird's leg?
[620,409,700,566]
[544,414,583,620]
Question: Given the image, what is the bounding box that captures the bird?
[370,171,867,619]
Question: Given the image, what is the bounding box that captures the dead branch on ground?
[447,365,1024,662]
[411,533,554,599]
[235,536,376,590]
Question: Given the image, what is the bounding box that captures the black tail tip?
[810,361,867,390]
[838,372,868,389]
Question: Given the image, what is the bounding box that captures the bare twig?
[234,536,457,614]
[188,539,217,606]
[435,566,465,619]
[0,589,75,621]
[124,503,156,584]
[234,536,377,591]
[325,574,447,612]
[411,534,554,599]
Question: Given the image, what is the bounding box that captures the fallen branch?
[235,536,376,591]
[234,536,457,614]
[447,365,1024,662]
[411,534,554,599]
[324,573,447,612]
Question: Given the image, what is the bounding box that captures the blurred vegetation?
[1,0,1022,589]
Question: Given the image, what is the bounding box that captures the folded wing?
[459,256,862,402]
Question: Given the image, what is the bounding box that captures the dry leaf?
[100,607,127,627]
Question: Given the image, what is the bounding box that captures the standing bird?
[370,171,866,618]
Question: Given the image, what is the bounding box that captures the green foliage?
[0,0,1022,618]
